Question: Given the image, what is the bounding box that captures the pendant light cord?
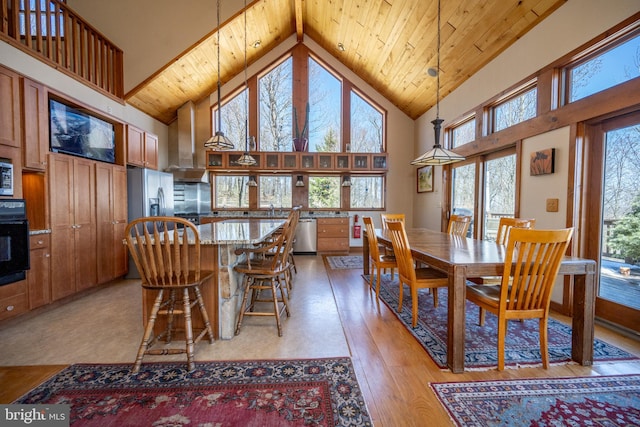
[436,0,441,120]
[216,0,222,135]
[244,0,249,152]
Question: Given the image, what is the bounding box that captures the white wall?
[413,0,640,230]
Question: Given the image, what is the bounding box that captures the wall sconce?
[342,175,352,187]
[295,175,305,187]
[247,176,257,187]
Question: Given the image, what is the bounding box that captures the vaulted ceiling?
[124,0,567,125]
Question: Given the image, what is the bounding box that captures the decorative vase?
[293,137,308,152]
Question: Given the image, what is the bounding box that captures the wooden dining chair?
[234,218,293,337]
[125,216,215,373]
[363,216,396,298]
[495,217,536,245]
[465,227,574,370]
[380,213,405,229]
[386,221,448,328]
[447,214,471,237]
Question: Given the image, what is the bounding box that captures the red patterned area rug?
[366,274,638,370]
[14,357,372,427]
[431,374,640,426]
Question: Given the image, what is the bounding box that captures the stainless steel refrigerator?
[126,167,174,278]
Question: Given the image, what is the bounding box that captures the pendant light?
[236,0,257,166]
[204,0,234,150]
[411,0,464,166]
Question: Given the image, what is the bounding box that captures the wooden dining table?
[363,227,597,373]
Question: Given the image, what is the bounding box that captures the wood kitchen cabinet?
[317,217,349,253]
[95,163,128,284]
[48,154,97,301]
[127,125,158,169]
[21,78,48,170]
[0,66,21,148]
[28,233,51,309]
[0,280,28,321]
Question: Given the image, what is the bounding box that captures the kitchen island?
[141,218,285,340]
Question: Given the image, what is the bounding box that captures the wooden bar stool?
[125,217,215,373]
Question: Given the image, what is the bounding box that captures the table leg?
[363,232,370,275]
[572,271,596,365]
[447,265,467,373]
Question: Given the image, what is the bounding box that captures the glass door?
[585,113,640,333]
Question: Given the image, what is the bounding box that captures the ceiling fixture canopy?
[411,0,465,167]
[204,0,234,150]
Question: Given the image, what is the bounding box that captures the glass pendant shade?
[341,176,352,187]
[411,119,465,166]
[236,152,257,166]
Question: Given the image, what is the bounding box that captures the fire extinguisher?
[353,214,361,238]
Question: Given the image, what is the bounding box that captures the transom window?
[565,31,640,104]
[451,117,476,148]
[491,85,537,133]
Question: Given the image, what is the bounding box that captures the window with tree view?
[350,91,383,152]
[451,117,476,148]
[214,175,250,208]
[216,88,247,151]
[309,58,341,152]
[566,32,640,103]
[492,86,537,132]
[350,176,384,209]
[259,57,293,151]
[309,176,340,209]
[259,175,292,209]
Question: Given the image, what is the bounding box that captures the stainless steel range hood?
[166,101,209,183]
[168,168,209,183]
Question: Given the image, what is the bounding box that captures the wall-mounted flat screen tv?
[49,98,115,164]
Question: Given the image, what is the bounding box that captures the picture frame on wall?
[530,148,555,176]
[417,165,433,193]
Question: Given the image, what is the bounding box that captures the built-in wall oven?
[0,199,29,286]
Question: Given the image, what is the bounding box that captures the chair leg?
[375,266,382,298]
[235,275,252,335]
[182,288,196,372]
[193,285,215,343]
[432,288,439,307]
[165,289,177,343]
[540,317,549,369]
[497,318,508,371]
[270,278,283,337]
[398,281,405,312]
[478,308,486,326]
[133,289,164,373]
[411,285,419,328]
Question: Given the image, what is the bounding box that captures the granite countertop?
[30,229,52,235]
[197,219,286,245]
[202,210,348,220]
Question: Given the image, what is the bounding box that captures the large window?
[309,176,340,209]
[215,88,248,151]
[492,85,537,132]
[350,91,383,153]
[214,175,250,208]
[308,58,341,152]
[350,176,384,209]
[451,162,476,235]
[259,175,292,209]
[259,57,293,151]
[566,31,640,103]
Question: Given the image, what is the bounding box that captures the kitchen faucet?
[270,204,275,216]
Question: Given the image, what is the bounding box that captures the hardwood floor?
[1,253,640,426]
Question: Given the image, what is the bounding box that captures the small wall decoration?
[417,165,434,193]
[530,148,555,176]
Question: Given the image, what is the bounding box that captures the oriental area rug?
[366,273,638,370]
[325,256,364,270]
[14,357,372,427]
[430,374,640,426]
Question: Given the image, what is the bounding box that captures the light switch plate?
[546,198,559,212]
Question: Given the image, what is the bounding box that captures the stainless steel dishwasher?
[293,218,317,253]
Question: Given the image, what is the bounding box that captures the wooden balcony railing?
[0,0,124,100]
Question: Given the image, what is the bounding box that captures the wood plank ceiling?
[125,0,567,125]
